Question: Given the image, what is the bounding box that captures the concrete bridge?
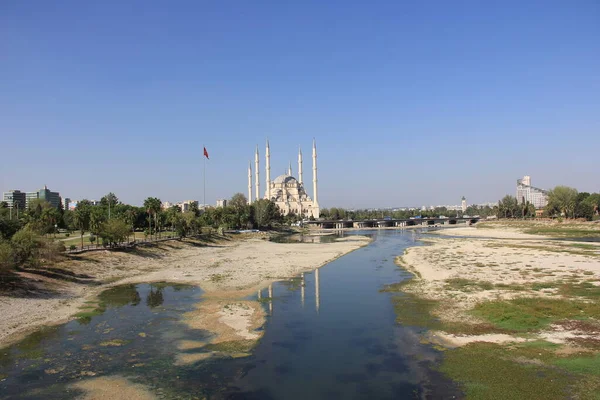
[305,217,480,230]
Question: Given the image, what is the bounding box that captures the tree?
[546,186,578,218]
[252,199,282,229]
[99,219,131,247]
[583,193,600,218]
[0,240,14,272]
[11,229,44,265]
[0,217,22,240]
[229,193,248,210]
[72,206,90,249]
[89,207,106,235]
[498,195,519,218]
[100,192,119,219]
[143,197,161,239]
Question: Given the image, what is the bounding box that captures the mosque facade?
[248,139,320,219]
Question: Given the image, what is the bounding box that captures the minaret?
[288,161,292,176]
[248,162,252,204]
[265,139,271,200]
[298,147,303,184]
[255,146,260,202]
[312,138,318,206]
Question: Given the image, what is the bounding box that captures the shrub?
[0,241,14,271]
[65,233,70,237]
[39,240,65,263]
[69,245,76,251]
[11,229,43,265]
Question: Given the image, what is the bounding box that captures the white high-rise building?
[516,176,548,209]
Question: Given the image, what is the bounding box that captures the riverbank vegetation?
[0,192,290,285]
[391,223,600,399]
[320,185,600,222]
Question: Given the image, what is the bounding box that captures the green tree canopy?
[546,186,578,218]
[229,193,248,210]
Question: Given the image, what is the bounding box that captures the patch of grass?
[569,243,600,250]
[204,339,258,353]
[494,283,528,291]
[391,292,444,331]
[553,354,600,375]
[439,343,568,399]
[524,226,600,239]
[559,281,600,299]
[99,339,130,347]
[485,242,599,257]
[438,342,598,400]
[530,282,558,291]
[209,273,228,283]
[471,297,600,332]
[445,278,494,292]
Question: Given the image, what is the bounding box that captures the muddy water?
[0,230,461,399]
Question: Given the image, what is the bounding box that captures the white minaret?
[265,139,271,200]
[248,162,252,204]
[298,147,303,184]
[255,146,260,202]
[312,138,318,206]
[288,161,292,176]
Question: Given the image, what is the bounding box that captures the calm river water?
[0,230,461,399]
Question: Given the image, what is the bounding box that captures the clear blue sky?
[1,1,598,208]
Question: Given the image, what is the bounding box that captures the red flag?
[203,147,209,159]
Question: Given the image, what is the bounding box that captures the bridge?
[305,217,481,230]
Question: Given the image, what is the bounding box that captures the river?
[0,230,461,399]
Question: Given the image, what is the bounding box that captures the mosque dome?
[273,175,298,185]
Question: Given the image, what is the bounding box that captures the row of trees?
[320,204,498,221]
[497,186,599,220]
[319,186,600,222]
[0,191,287,274]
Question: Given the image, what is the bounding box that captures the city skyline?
[1,2,598,207]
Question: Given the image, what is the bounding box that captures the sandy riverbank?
[397,223,600,348]
[0,234,370,349]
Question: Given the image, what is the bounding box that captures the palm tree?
[143,197,161,240]
[124,208,138,243]
[72,208,89,249]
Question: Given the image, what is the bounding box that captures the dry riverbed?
[391,221,600,399]
[0,233,370,350]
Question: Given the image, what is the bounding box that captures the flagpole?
[203,144,206,209]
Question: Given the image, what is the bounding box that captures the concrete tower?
[298,147,303,184]
[461,196,467,213]
[255,146,260,202]
[265,139,271,200]
[312,138,318,206]
[247,162,252,204]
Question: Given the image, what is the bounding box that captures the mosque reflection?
[257,268,322,315]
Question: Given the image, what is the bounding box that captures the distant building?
[461,196,467,213]
[63,198,71,210]
[176,200,198,213]
[161,201,173,210]
[2,190,26,210]
[247,140,320,218]
[216,199,227,208]
[516,176,548,209]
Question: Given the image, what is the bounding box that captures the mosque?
[247,139,320,219]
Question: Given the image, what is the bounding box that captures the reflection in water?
[146,286,164,308]
[301,272,305,307]
[99,284,141,307]
[268,284,273,315]
[315,268,320,313]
